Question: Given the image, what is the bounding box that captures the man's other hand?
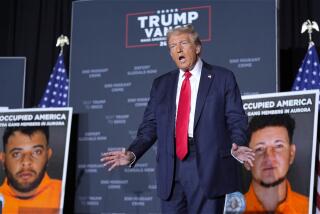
[100,149,135,171]
[231,143,255,170]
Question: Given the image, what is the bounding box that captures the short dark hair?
[3,126,49,151]
[248,114,295,144]
[166,24,202,47]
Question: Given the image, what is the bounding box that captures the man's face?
[2,130,52,194]
[168,32,201,70]
[249,126,296,186]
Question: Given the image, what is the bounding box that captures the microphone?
[223,191,246,214]
[75,169,85,192]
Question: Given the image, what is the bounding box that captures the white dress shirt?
[175,58,202,138]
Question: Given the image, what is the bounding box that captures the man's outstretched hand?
[231,143,255,170]
[100,149,135,171]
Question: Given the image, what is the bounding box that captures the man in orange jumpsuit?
[244,114,308,213]
[0,126,61,213]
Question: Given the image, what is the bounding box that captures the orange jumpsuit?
[0,173,61,214]
[244,180,309,214]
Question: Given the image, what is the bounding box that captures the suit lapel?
[168,70,179,118]
[167,70,179,156]
[194,63,214,130]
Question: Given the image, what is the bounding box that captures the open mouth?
[179,56,186,62]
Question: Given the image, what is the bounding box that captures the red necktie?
[176,70,191,160]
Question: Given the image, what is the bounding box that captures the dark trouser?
[161,138,225,214]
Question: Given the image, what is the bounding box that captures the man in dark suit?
[101,25,255,213]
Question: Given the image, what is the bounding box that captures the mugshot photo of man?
[244,114,308,213]
[0,126,62,213]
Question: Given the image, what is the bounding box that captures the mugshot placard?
[241,90,319,214]
[0,107,73,213]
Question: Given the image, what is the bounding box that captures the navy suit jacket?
[128,61,248,200]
